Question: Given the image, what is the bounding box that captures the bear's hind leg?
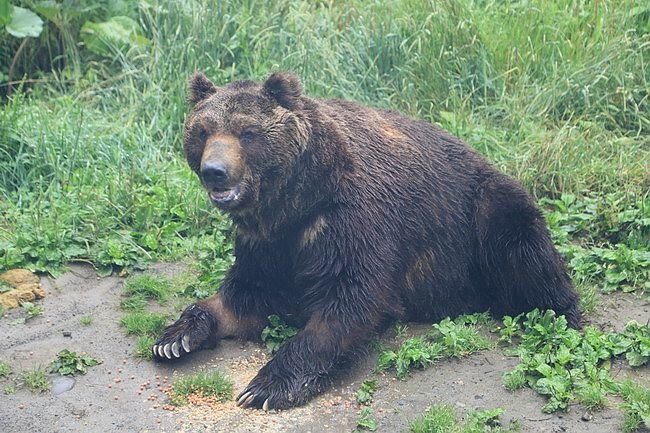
[476,176,581,328]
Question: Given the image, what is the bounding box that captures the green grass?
[616,379,650,433]
[79,315,93,326]
[168,370,233,406]
[377,314,493,379]
[135,335,156,360]
[123,274,174,303]
[409,405,519,433]
[20,368,50,393]
[120,311,167,336]
[0,0,648,276]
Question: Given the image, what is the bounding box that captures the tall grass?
[0,0,648,273]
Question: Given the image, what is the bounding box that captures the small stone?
[581,412,593,422]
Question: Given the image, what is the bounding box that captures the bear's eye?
[197,128,208,142]
[239,129,258,144]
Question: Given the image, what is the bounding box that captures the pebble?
[52,377,76,396]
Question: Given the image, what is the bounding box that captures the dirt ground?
[0,263,648,433]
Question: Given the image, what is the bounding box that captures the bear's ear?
[188,72,218,107]
[263,72,303,110]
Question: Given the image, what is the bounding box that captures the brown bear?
[152,72,581,410]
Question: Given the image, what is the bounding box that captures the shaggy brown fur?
[152,72,581,410]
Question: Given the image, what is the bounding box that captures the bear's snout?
[201,160,229,187]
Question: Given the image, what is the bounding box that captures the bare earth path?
[1,263,648,433]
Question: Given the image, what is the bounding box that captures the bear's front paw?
[236,364,328,411]
[152,304,217,361]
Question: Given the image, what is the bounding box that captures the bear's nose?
[201,161,229,186]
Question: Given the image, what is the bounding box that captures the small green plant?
[356,379,378,405]
[4,384,16,394]
[169,370,233,406]
[0,360,11,378]
[409,405,517,433]
[355,407,378,431]
[49,349,99,376]
[120,311,167,336]
[20,368,50,393]
[79,315,93,326]
[377,314,492,379]
[135,335,155,359]
[260,315,299,354]
[21,301,44,320]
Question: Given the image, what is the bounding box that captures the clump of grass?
[79,315,93,326]
[409,405,518,433]
[120,312,167,336]
[135,335,156,360]
[168,370,233,406]
[377,314,492,379]
[0,361,11,378]
[120,293,149,312]
[616,380,650,433]
[123,274,173,303]
[20,368,50,393]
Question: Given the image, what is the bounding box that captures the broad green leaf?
[6,6,43,38]
[80,16,150,58]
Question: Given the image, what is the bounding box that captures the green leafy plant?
[49,349,99,376]
[169,370,233,406]
[356,379,378,405]
[355,407,378,432]
[79,315,93,326]
[21,301,43,320]
[503,309,649,418]
[261,315,299,354]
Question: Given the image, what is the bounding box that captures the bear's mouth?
[208,184,241,207]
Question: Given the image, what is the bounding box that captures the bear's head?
[183,72,310,215]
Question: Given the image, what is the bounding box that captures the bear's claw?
[152,304,218,361]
